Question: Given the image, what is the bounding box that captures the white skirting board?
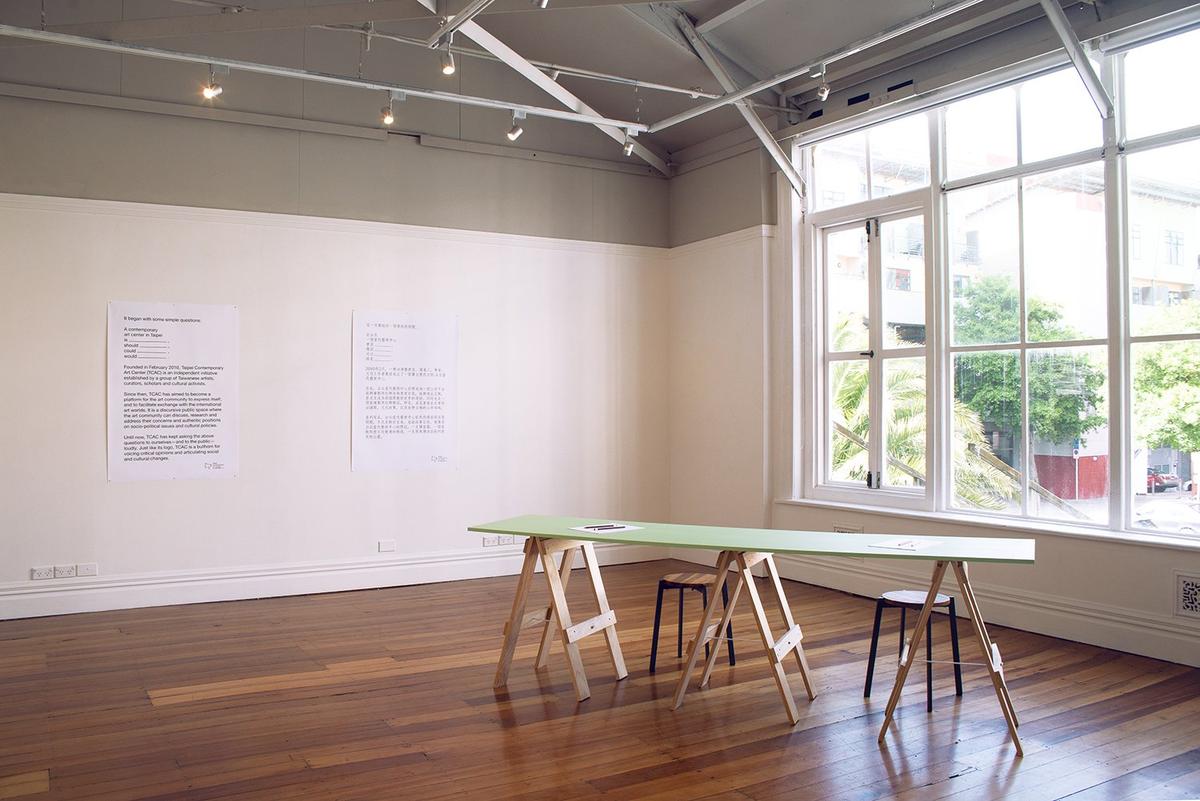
[668,548,1200,668]
[0,542,668,621]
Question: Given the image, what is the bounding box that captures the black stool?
[649,572,736,673]
[864,590,963,712]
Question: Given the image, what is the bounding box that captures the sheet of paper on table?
[570,524,643,534]
[868,537,932,551]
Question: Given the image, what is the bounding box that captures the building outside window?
[1165,230,1185,266]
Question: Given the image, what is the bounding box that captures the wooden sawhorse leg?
[876,560,1022,756]
[493,537,628,702]
[671,550,816,725]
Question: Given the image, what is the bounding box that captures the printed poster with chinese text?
[351,311,457,472]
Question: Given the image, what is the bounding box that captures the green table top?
[470,515,1035,564]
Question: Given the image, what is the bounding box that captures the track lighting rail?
[0,24,650,134]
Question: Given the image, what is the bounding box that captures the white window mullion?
[868,217,885,490]
[1016,195,1031,518]
[1106,53,1130,532]
[932,108,951,512]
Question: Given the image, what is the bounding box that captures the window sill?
[774,497,1200,552]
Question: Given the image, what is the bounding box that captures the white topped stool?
[864,590,963,712]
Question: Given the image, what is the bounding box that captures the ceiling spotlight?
[506,110,525,142]
[622,132,635,157]
[201,64,223,100]
[531,0,550,7]
[380,90,405,127]
[815,64,830,102]
[440,38,456,76]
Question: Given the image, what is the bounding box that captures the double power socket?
[481,534,517,547]
[31,563,98,580]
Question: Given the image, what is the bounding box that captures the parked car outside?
[1147,468,1181,493]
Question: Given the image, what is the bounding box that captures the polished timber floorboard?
[2,559,1199,800]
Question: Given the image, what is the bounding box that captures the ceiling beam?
[695,0,769,34]
[624,3,787,105]
[646,0,988,134]
[26,0,642,43]
[671,11,805,198]
[424,0,497,47]
[777,0,1040,97]
[1036,0,1113,117]
[413,0,671,174]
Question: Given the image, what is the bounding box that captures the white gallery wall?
[0,193,670,617]
[667,225,773,528]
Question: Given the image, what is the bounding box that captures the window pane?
[1023,163,1106,342]
[1027,347,1109,525]
[826,226,869,352]
[952,351,1022,514]
[869,115,930,198]
[830,360,869,485]
[1019,68,1102,163]
[883,357,926,489]
[947,181,1020,345]
[1131,339,1200,536]
[1125,28,1200,141]
[812,131,867,210]
[1127,140,1200,337]
[944,85,1017,181]
[881,215,926,347]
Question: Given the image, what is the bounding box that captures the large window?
[799,28,1200,539]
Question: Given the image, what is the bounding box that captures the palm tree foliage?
[828,316,1018,509]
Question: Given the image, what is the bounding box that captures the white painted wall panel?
[0,194,669,613]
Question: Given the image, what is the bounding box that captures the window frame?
[805,186,934,511]
[790,32,1200,544]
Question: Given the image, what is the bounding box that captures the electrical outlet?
[76,563,99,577]
[482,535,500,547]
[30,566,54,581]
[377,540,396,553]
[54,564,76,579]
[498,535,515,546]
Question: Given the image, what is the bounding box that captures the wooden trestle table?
[470,515,1035,755]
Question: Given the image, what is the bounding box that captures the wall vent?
[1177,573,1200,619]
[833,523,864,534]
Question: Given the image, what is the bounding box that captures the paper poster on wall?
[106,301,239,482]
[352,311,457,472]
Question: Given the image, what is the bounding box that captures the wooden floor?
[2,559,1200,801]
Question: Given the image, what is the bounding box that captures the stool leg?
[949,597,963,696]
[649,581,666,674]
[677,588,685,659]
[721,578,735,666]
[864,598,884,697]
[899,607,906,655]
[926,612,934,713]
[700,585,710,662]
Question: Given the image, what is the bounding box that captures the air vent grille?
[1177,573,1200,619]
